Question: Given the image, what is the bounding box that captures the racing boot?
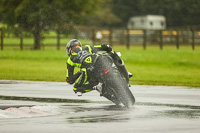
[128,72,133,78]
[128,72,133,87]
[77,92,83,96]
[74,86,93,96]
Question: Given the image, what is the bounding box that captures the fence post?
[159,30,163,50]
[176,30,179,50]
[191,29,195,50]
[186,26,190,44]
[170,30,173,44]
[0,28,4,50]
[92,29,95,45]
[20,31,23,50]
[57,30,60,50]
[109,28,113,46]
[143,30,147,50]
[126,29,130,49]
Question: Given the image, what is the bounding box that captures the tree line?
[0,0,105,49]
[0,0,200,49]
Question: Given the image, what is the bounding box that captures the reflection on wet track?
[65,103,200,124]
[1,99,200,121]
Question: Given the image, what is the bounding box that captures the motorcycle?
[87,51,135,108]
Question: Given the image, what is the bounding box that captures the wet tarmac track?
[0,80,200,133]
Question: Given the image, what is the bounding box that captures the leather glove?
[66,77,74,84]
[73,71,82,79]
[101,44,113,52]
[66,72,82,84]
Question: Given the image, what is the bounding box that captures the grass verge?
[0,45,200,87]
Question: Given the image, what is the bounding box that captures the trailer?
[127,15,166,30]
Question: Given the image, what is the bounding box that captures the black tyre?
[109,72,135,108]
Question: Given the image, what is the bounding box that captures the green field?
[0,45,200,87]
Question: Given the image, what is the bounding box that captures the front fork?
[109,51,132,84]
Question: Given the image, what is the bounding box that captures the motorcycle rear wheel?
[107,72,135,108]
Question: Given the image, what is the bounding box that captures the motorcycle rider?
[66,39,113,95]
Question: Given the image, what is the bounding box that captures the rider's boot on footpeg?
[77,92,83,96]
[93,83,103,95]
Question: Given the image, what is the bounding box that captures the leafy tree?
[0,0,104,49]
[81,1,120,27]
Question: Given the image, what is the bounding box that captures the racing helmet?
[66,39,82,56]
